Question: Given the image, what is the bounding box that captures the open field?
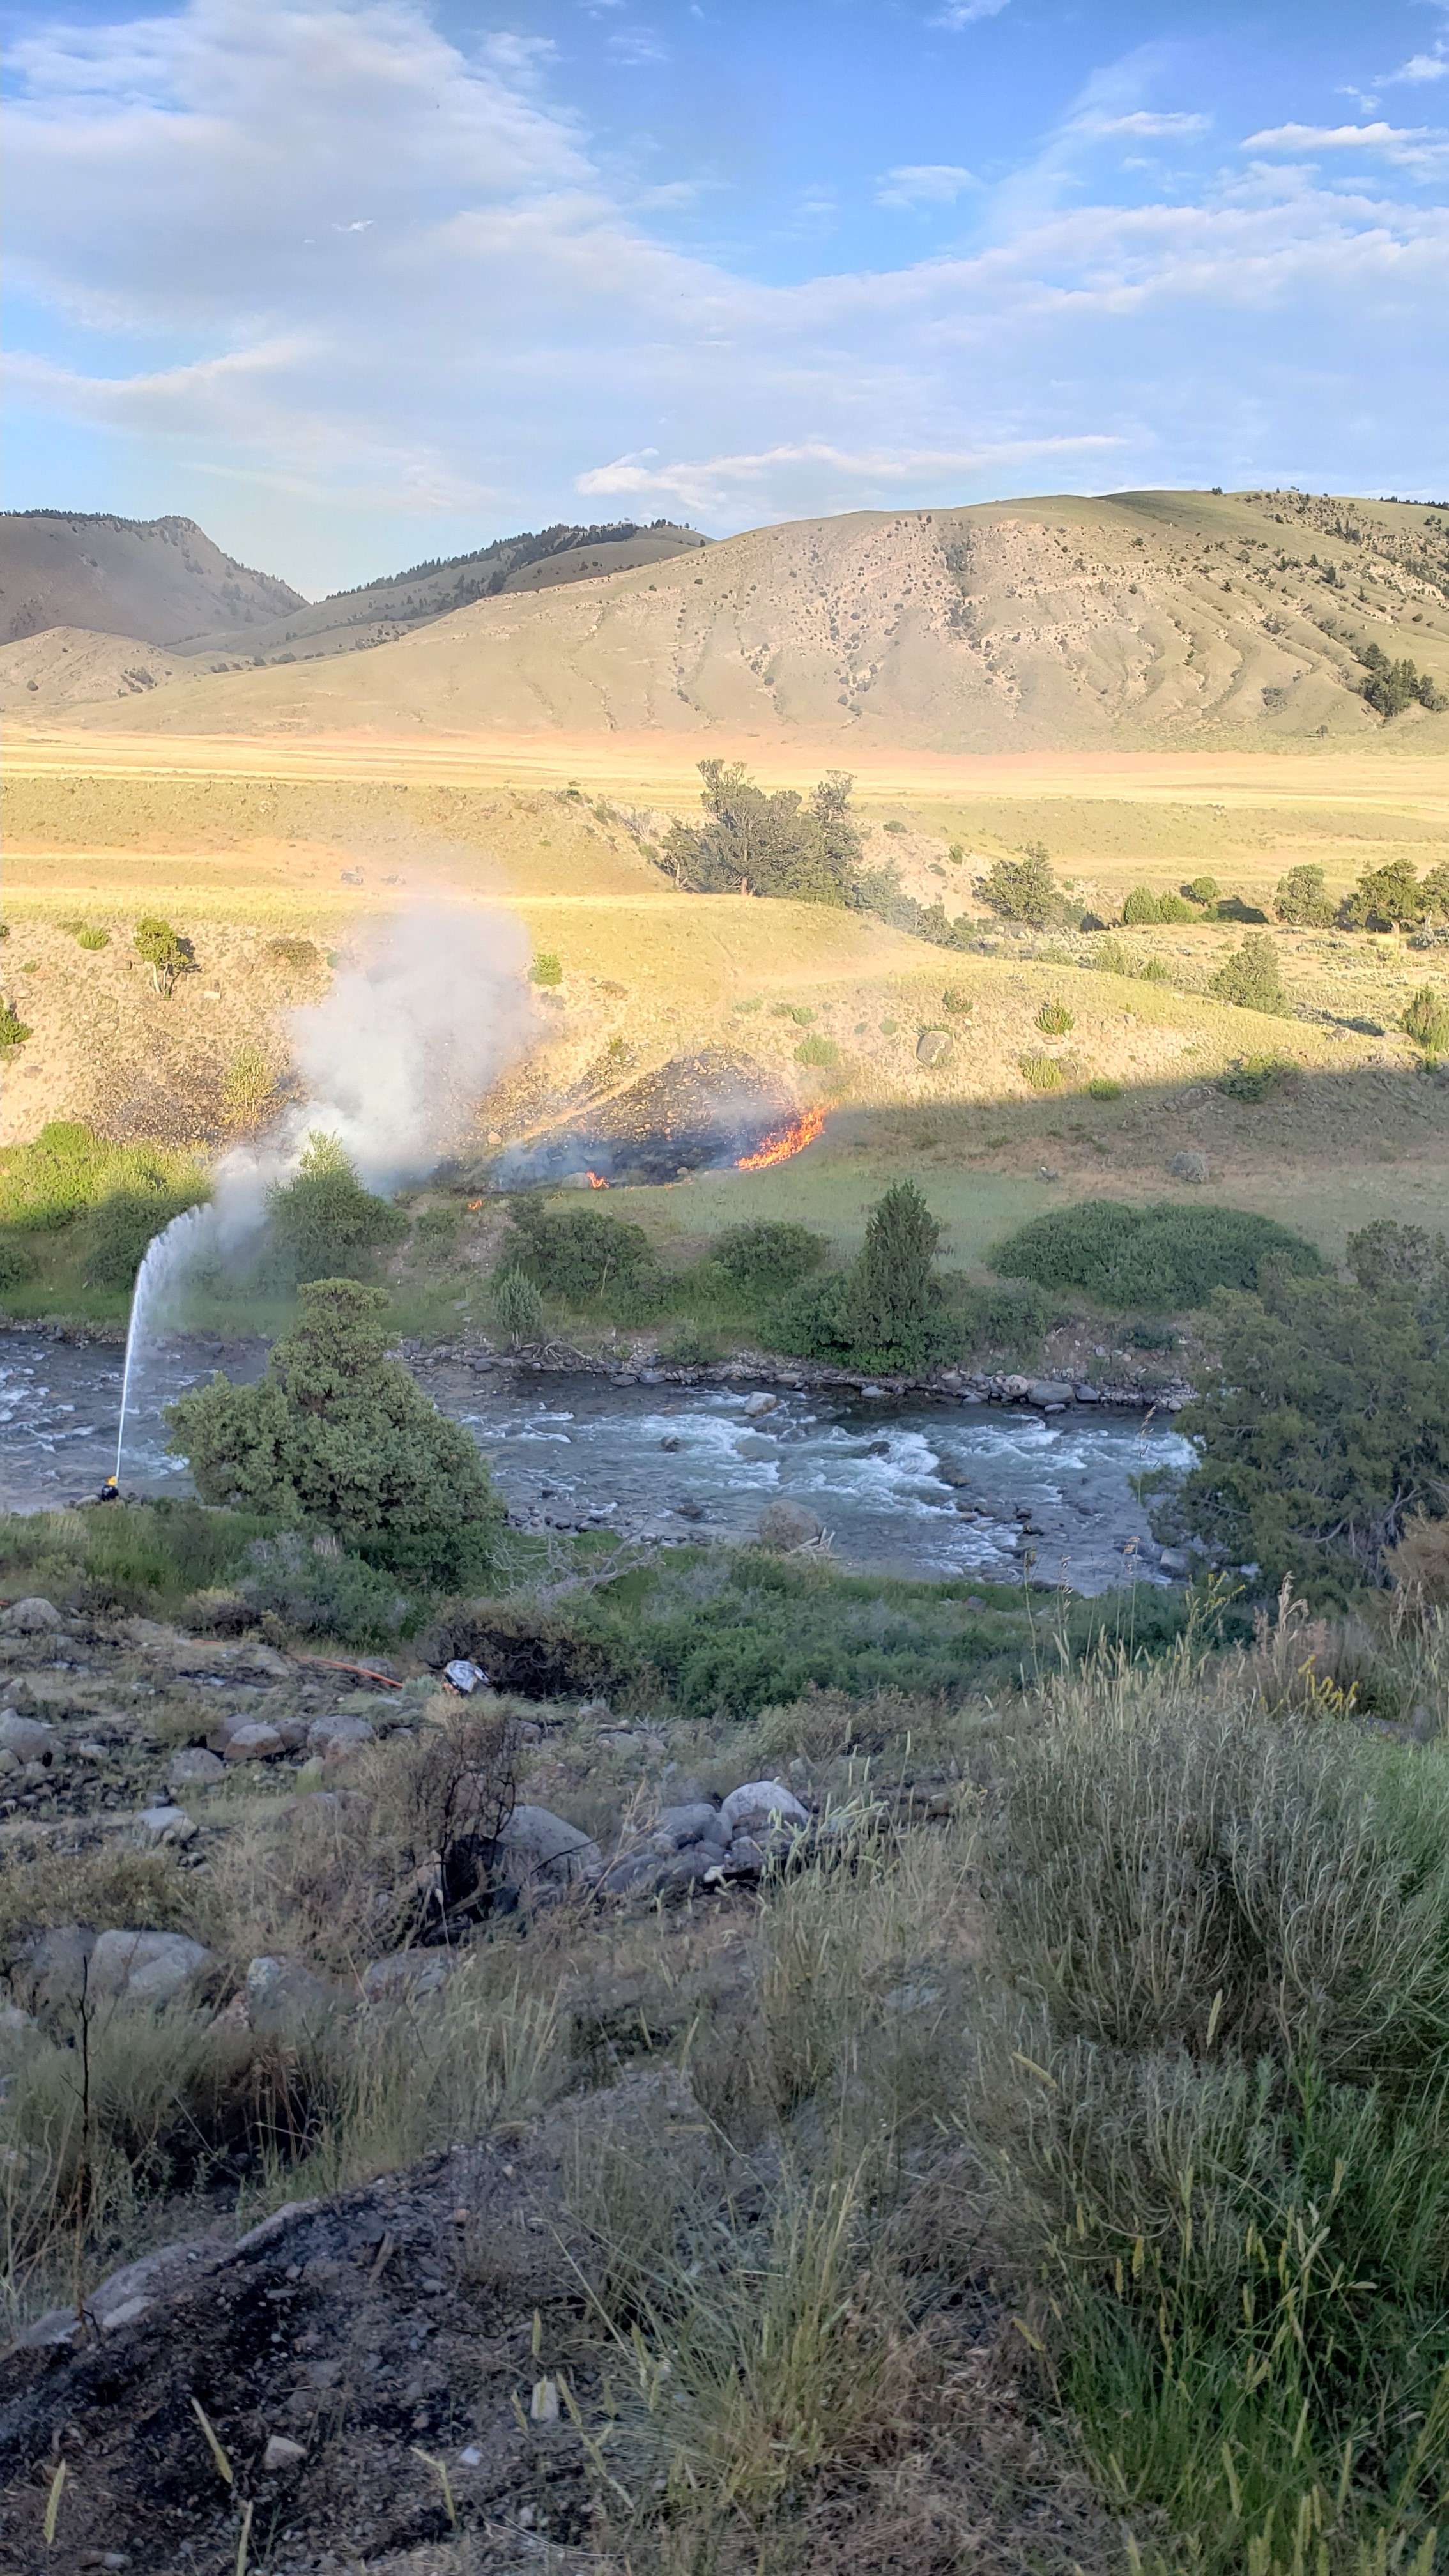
[5,733,1449,1261]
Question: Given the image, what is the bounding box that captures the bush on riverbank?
[990,1198,1323,1310]
[0,1121,210,1313]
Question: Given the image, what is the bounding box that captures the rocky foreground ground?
[0,1587,1054,2575]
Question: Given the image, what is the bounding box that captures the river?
[0,1331,1193,1593]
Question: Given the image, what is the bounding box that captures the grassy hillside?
[19,487,1449,751]
[4,739,1449,1277]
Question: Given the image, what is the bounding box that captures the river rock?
[718,1779,810,1840]
[493,1804,602,1892]
[742,1392,778,1417]
[1028,1381,1075,1409]
[89,1930,217,2007]
[756,1499,824,1551]
[0,1711,59,1765]
[169,1745,226,1787]
[3,1597,63,1633]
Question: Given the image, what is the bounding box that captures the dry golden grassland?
[4,735,1448,1264]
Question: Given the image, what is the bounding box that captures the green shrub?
[1338,856,1430,932]
[239,1533,411,1643]
[990,1199,1323,1310]
[951,1280,1057,1363]
[940,988,972,1015]
[133,916,192,995]
[76,926,109,951]
[82,1189,201,1291]
[1273,862,1335,927]
[1209,931,1289,1015]
[1216,1054,1291,1102]
[264,1133,407,1284]
[1402,985,1449,1056]
[1086,1076,1122,1100]
[528,951,563,986]
[1121,885,1163,924]
[976,845,1068,928]
[711,1222,825,1295]
[770,1181,952,1373]
[1172,1223,1449,1590]
[793,1034,839,1066]
[412,1204,462,1262]
[492,1266,546,1348]
[266,937,319,970]
[0,1002,32,1048]
[1036,999,1075,1036]
[502,1199,651,1302]
[1091,937,1169,983]
[1018,1052,1064,1091]
[167,1277,502,1589]
[1183,875,1220,905]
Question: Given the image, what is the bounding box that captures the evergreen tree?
[841,1179,942,1367]
[265,1132,408,1283]
[167,1277,502,1588]
[1209,932,1289,1015]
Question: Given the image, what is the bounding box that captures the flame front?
[586,1170,610,1189]
[735,1105,826,1171]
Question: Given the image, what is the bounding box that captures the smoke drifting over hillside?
[286,902,534,1184]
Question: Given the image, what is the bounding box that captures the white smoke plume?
[283,901,535,1185]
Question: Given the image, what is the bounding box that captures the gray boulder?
[493,1804,602,1892]
[1170,1150,1211,1184]
[0,1711,59,1765]
[719,1779,809,1840]
[361,1949,457,2002]
[305,1712,375,1755]
[213,1719,287,1763]
[652,1801,724,1853]
[3,1597,62,1633]
[134,1804,199,1848]
[916,1029,953,1066]
[245,1954,339,2032]
[169,1745,226,1787]
[89,1929,216,2008]
[8,1925,95,2016]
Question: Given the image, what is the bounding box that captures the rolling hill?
[0,511,303,648]
[27,488,1449,752]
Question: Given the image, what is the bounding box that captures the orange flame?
[736,1105,826,1171]
[586,1170,610,1188]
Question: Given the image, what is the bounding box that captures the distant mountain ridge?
[36,485,1449,751]
[176,518,711,667]
[0,511,304,648]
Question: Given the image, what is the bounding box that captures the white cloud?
[876,163,976,208]
[1242,119,1448,169]
[932,0,1012,24]
[1383,52,1449,86]
[5,3,1449,590]
[578,433,1124,515]
[1078,111,1210,139]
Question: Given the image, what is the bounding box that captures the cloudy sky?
[6,0,1449,596]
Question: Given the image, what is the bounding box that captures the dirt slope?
[31,489,1449,752]
[0,512,303,648]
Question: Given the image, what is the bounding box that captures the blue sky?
[5,0,1449,596]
